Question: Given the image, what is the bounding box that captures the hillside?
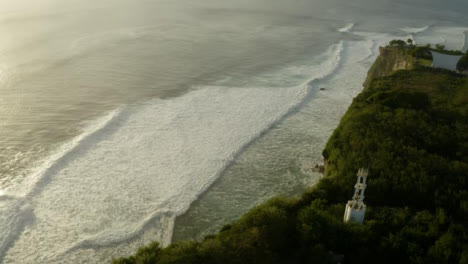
[113,48,468,264]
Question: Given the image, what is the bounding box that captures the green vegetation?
[389,39,409,48]
[113,50,468,264]
[411,46,433,68]
[457,54,468,72]
[363,45,415,87]
[435,44,446,51]
[384,39,434,70]
[411,46,432,60]
[431,48,465,56]
[415,58,432,67]
[385,38,466,69]
[423,41,464,55]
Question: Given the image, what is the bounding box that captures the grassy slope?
[113,68,468,264]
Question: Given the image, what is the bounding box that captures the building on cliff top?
[344,168,369,224]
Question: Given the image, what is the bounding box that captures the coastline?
[2,23,468,263]
[171,39,379,243]
[113,43,468,264]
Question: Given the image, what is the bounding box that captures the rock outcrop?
[363,47,414,88]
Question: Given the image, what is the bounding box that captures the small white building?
[344,168,369,224]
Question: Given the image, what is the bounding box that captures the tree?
[411,46,431,59]
[390,39,407,48]
[407,39,413,46]
[435,44,446,51]
[456,54,468,72]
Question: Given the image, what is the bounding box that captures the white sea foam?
[338,23,355,33]
[2,42,346,263]
[0,109,123,263]
[401,25,430,34]
[352,31,395,56]
[357,39,376,63]
[0,196,33,264]
[6,22,456,263]
[4,25,460,263]
[1,27,422,264]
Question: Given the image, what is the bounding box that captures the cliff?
[363,46,414,87]
[113,48,468,264]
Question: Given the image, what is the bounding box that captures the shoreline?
[2,24,468,263]
[113,42,468,264]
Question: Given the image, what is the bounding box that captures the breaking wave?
[1,42,346,263]
[400,25,430,34]
[338,23,355,33]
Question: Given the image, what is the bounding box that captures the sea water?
[0,0,467,263]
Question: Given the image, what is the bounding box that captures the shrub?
[457,54,468,72]
[411,46,432,60]
[389,39,407,48]
[435,44,446,51]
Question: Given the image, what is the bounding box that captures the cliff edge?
[363,46,414,87]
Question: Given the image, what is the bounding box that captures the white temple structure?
[344,168,369,224]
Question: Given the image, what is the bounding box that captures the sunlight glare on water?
[0,0,467,263]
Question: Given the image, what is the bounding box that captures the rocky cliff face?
[363,47,414,87]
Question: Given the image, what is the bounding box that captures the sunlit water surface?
[0,0,467,262]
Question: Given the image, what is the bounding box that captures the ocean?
[0,0,467,262]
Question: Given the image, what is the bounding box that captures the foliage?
[430,48,465,56]
[457,54,468,72]
[389,39,407,48]
[410,46,432,60]
[113,60,468,264]
[436,44,446,51]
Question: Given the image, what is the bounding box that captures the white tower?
[344,168,369,224]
